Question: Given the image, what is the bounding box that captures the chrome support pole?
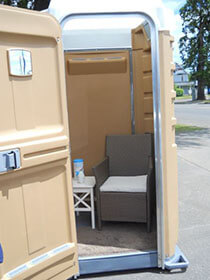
[129,50,135,134]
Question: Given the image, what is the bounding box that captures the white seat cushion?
[100,176,147,193]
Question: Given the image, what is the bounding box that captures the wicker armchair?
[92,134,155,232]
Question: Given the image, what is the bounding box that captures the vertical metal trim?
[150,24,165,269]
[60,12,165,269]
[129,50,135,134]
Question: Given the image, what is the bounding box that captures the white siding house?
[174,63,194,95]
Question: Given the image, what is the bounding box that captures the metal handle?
[0,149,20,173]
[6,151,17,169]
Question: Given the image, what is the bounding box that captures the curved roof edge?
[47,0,171,31]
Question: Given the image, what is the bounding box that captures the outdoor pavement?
[80,102,210,280]
[175,102,210,128]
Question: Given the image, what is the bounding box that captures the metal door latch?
[0,149,20,173]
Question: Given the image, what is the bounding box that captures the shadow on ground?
[175,128,210,149]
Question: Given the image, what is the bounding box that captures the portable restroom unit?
[0,2,188,280]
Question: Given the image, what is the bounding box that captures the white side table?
[72,176,96,229]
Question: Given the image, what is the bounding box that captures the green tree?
[0,0,50,10]
[179,0,210,100]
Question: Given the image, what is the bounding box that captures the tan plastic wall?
[159,31,178,258]
[132,26,179,258]
[0,5,78,280]
[65,51,132,175]
[132,25,154,133]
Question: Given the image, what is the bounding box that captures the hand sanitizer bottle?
[78,170,85,183]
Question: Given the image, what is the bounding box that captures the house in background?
[174,63,194,95]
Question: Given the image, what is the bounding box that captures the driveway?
[80,103,210,280]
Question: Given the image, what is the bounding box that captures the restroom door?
[0,5,78,280]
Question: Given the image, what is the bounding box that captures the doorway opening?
[62,13,159,264]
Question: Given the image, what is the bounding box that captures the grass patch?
[176,95,192,100]
[175,124,204,132]
[202,100,210,104]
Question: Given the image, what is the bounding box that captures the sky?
[162,0,186,64]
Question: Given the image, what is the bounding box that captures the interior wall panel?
[65,51,132,175]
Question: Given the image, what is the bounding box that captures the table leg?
[90,188,95,229]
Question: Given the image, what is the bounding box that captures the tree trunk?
[197,78,205,100]
[196,13,206,100]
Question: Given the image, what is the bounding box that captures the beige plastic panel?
[159,30,178,258]
[131,25,154,133]
[68,56,127,75]
[65,51,132,175]
[0,5,78,280]
[132,25,178,257]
